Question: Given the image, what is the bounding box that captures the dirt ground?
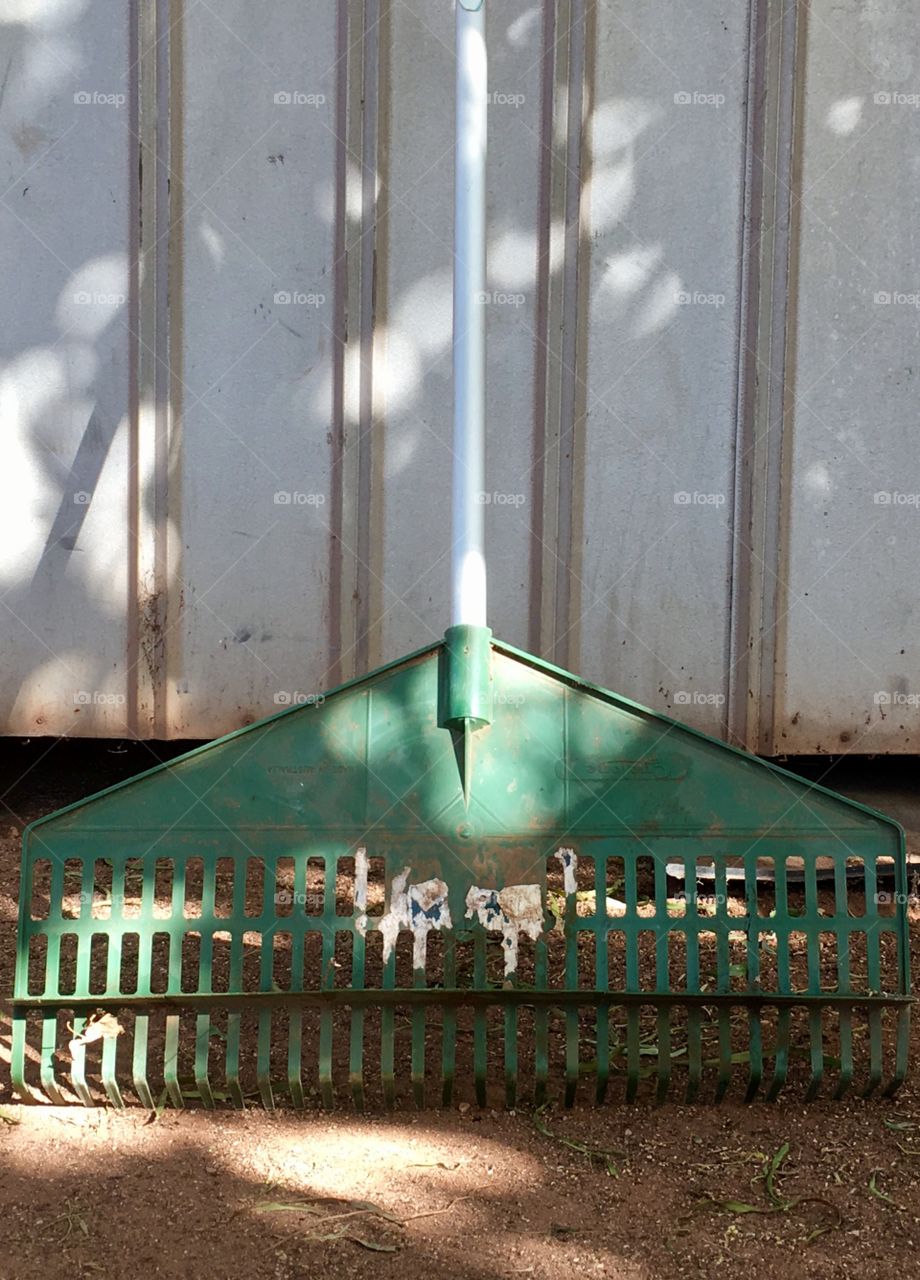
[0,742,918,1280]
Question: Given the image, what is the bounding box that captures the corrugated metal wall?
[1,0,918,752]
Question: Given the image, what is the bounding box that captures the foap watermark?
[674,691,726,707]
[494,692,526,707]
[487,90,526,108]
[274,491,326,506]
[476,491,526,507]
[73,290,125,307]
[475,290,526,307]
[674,491,726,507]
[73,491,92,505]
[677,290,725,308]
[874,690,920,707]
[874,91,920,109]
[273,888,331,909]
[874,291,920,307]
[273,691,326,707]
[674,90,725,108]
[672,889,729,909]
[875,890,919,906]
[74,690,126,707]
[273,91,326,107]
[874,491,920,507]
[274,290,325,307]
[74,90,126,108]
[74,890,130,910]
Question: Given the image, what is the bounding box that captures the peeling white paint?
[378,867,451,968]
[67,1011,123,1058]
[354,846,369,936]
[465,883,544,976]
[556,847,578,896]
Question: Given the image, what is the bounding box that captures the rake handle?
[452,0,488,628]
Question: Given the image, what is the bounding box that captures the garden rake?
[11,0,911,1109]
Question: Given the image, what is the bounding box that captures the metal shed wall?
[1,0,917,752]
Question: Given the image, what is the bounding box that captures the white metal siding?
[1,1,918,751]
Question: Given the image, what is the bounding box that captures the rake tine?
[473,931,487,1107]
[441,934,457,1108]
[686,1007,702,1103]
[256,1009,274,1110]
[767,1009,790,1101]
[744,862,762,1101]
[319,928,335,1111]
[625,1007,640,1103]
[288,861,307,1109]
[194,918,216,1107]
[349,1004,365,1112]
[864,858,883,1098]
[225,854,245,1107]
[164,1014,183,1109]
[834,1008,854,1099]
[534,937,549,1107]
[595,1004,610,1106]
[595,857,610,1106]
[623,858,640,1103]
[653,858,670,1104]
[69,1017,93,1106]
[802,859,823,1102]
[885,1006,910,1097]
[100,1033,124,1109]
[349,907,367,1112]
[194,1014,215,1107]
[655,1007,671,1104]
[805,1007,824,1101]
[564,1007,579,1108]
[767,858,791,1101]
[194,860,217,1107]
[41,1014,65,1104]
[865,1007,883,1098]
[288,1008,305,1108]
[713,862,731,1103]
[504,1003,518,1110]
[381,925,396,1110]
[715,1010,732,1103]
[411,969,426,1110]
[562,881,579,1108]
[683,857,701,1102]
[257,860,276,1111]
[225,1011,244,1107]
[745,1008,763,1102]
[164,869,187,1108]
[100,917,124,1108]
[10,1014,29,1101]
[349,1004,366,1114]
[132,1015,154,1110]
[833,856,853,1099]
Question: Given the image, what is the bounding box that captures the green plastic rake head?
[11,1,911,1108]
[11,633,912,1109]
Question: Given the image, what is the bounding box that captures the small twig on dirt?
[684,1141,842,1246]
[685,1189,841,1243]
[0,1107,20,1126]
[868,1171,902,1209]
[254,1194,470,1252]
[532,1105,624,1176]
[49,1201,90,1243]
[763,1141,790,1207]
[399,1197,471,1222]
